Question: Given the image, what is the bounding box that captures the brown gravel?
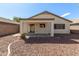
[0,34,18,56]
[1,34,79,56]
[10,34,79,56]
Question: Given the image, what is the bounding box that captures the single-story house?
[0,17,19,36]
[70,19,79,33]
[20,11,72,37]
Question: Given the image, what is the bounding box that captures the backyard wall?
[0,22,19,36]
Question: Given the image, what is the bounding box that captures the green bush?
[21,33,27,39]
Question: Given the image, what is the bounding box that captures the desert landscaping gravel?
[0,34,18,56]
[1,34,79,56]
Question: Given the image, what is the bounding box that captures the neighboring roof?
[23,11,72,22]
[71,19,79,23]
[0,17,19,24]
[70,23,79,26]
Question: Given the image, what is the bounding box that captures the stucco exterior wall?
[0,22,19,36]
[35,22,51,34]
[20,21,54,34]
[20,12,71,35]
[54,17,70,34]
[32,13,55,18]
[20,21,29,34]
[32,13,70,34]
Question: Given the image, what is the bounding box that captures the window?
[40,24,45,28]
[54,24,65,29]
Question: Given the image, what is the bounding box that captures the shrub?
[21,33,27,39]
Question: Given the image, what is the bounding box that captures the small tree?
[13,17,21,22]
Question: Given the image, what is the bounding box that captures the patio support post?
[20,21,23,34]
[51,22,54,37]
[20,21,28,34]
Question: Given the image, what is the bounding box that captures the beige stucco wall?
[20,20,54,34]
[54,17,70,34]
[20,12,71,35]
[32,13,55,18]
[35,22,51,34]
[0,22,19,36]
[32,13,71,34]
[20,21,28,34]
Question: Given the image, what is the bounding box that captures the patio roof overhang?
[26,18,55,20]
[23,18,54,23]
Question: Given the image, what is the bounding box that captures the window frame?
[40,24,46,28]
[54,24,65,29]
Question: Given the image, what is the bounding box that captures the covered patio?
[20,19,54,37]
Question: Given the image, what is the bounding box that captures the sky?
[0,3,79,20]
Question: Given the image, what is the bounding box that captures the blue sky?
[0,3,79,20]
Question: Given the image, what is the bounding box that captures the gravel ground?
[11,42,79,56]
[10,34,79,56]
[1,34,79,56]
[0,34,18,56]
